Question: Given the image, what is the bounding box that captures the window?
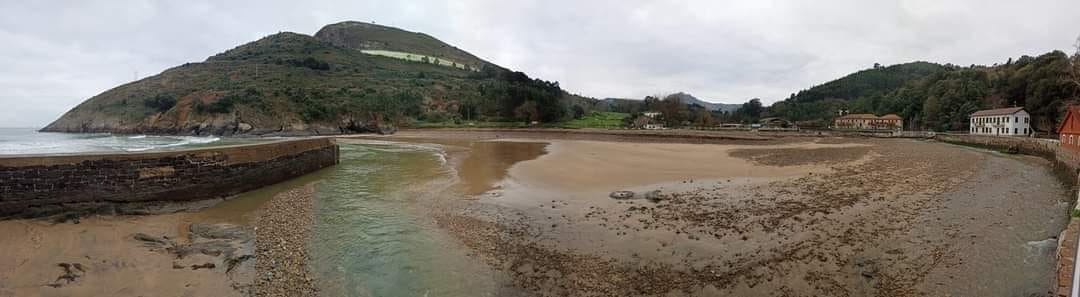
[1014,128,1017,134]
[1014,116,1018,122]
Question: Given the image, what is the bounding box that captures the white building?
[969,107,1031,136]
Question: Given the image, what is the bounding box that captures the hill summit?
[43,21,586,136]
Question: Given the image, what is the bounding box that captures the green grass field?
[360,50,477,71]
[561,112,629,129]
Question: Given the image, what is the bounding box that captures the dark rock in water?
[609,191,635,199]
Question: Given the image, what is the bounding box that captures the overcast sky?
[2,0,1079,127]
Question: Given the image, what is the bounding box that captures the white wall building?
[969,107,1031,136]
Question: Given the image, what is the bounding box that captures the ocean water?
[0,127,232,155]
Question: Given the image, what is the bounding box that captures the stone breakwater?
[254,183,319,297]
[0,138,339,219]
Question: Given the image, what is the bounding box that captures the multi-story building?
[969,107,1030,136]
[832,113,903,130]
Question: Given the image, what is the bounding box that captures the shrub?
[143,94,177,112]
[198,88,262,113]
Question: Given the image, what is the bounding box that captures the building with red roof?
[832,113,902,130]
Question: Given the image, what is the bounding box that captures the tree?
[514,100,540,122]
[736,98,764,123]
[656,94,690,127]
[1071,34,1080,89]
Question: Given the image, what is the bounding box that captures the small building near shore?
[969,107,1030,136]
[632,112,665,130]
[1058,106,1080,150]
[832,113,902,130]
[758,117,794,129]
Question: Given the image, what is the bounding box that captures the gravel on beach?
[253,183,319,297]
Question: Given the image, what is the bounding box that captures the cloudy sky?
[2,0,1079,127]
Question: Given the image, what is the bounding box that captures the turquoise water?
[310,142,503,296]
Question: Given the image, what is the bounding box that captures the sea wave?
[0,129,227,155]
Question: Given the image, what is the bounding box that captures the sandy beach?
[408,134,1070,296]
[0,130,1071,296]
[0,181,321,297]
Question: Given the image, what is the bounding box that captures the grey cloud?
[1,0,1078,127]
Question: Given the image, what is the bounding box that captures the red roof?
[835,113,902,120]
[1058,106,1080,134]
[836,113,879,120]
[971,107,1024,117]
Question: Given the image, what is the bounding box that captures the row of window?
[972,116,1029,124]
[971,127,1028,134]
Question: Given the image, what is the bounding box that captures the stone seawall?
[0,138,339,219]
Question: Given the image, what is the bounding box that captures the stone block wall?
[0,138,339,219]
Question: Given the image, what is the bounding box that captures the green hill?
[768,53,1080,131]
[43,22,591,135]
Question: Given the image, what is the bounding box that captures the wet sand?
[0,213,243,297]
[420,136,1070,296]
[0,179,323,297]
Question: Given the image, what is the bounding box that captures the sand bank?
[434,137,1069,296]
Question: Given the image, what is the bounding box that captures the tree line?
[766,45,1080,132]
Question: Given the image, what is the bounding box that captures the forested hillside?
[43,21,594,135]
[767,50,1080,132]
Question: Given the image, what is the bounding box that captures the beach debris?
[609,191,635,199]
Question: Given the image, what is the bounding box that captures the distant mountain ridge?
[603,92,741,113]
[666,92,741,113]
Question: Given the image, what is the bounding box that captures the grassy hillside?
[314,21,493,71]
[43,22,595,135]
[359,50,478,71]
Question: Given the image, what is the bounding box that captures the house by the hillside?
[759,117,794,128]
[1058,106,1080,150]
[832,113,902,130]
[969,107,1030,136]
[632,112,664,130]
